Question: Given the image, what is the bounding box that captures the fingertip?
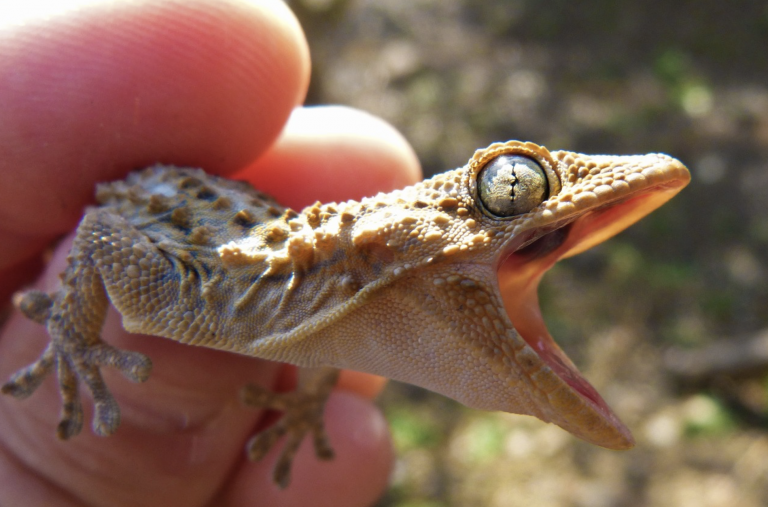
[0,0,310,235]
[228,392,393,507]
[338,370,388,400]
[238,106,422,208]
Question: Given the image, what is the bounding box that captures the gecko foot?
[2,290,153,439]
[241,367,339,489]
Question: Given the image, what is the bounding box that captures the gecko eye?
[477,155,548,217]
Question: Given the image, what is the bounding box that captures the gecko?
[1,140,690,488]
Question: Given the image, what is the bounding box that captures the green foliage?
[683,394,737,437]
[460,416,506,463]
[387,407,443,451]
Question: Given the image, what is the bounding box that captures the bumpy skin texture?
[2,140,690,487]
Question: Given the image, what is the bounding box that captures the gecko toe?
[273,434,303,489]
[246,421,304,488]
[246,423,288,462]
[85,344,152,383]
[73,365,121,436]
[15,290,53,324]
[241,383,290,410]
[56,406,84,440]
[1,344,55,399]
[1,378,38,399]
[312,425,335,460]
[55,358,84,439]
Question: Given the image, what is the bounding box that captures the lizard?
[1,140,690,488]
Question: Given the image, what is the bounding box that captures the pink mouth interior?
[496,188,680,418]
[497,244,614,416]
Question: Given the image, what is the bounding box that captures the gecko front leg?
[2,209,165,438]
[241,366,340,488]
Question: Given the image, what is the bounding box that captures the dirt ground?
[289,0,768,506]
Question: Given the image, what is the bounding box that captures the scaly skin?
[2,140,690,487]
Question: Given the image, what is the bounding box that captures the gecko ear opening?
[477,155,549,217]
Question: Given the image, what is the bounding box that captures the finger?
[237,105,422,209]
[225,392,394,507]
[0,0,309,267]
[0,256,44,305]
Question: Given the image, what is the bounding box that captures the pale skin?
[0,1,420,506]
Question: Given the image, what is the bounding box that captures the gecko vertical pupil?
[477,155,548,217]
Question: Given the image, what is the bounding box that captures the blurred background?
[288,1,768,506]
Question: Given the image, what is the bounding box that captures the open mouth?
[494,182,686,449]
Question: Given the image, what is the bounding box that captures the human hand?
[0,1,420,506]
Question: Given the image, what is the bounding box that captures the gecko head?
[451,141,691,449]
[330,140,688,451]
